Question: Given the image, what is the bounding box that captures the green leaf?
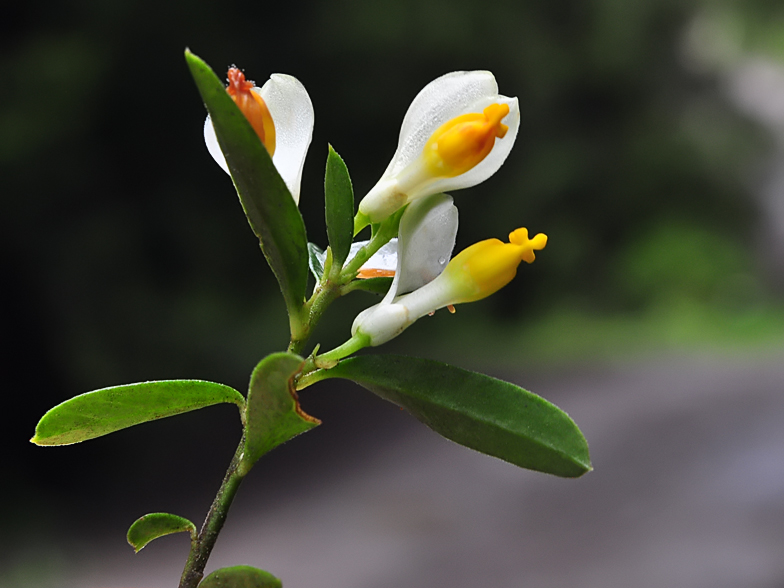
[324,355,591,478]
[185,49,309,318]
[324,145,355,267]
[127,512,196,553]
[239,353,320,475]
[199,565,281,588]
[32,380,245,446]
[307,241,325,280]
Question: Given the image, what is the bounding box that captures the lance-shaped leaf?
[199,565,282,588]
[324,145,355,268]
[32,380,245,446]
[239,353,320,476]
[186,50,309,318]
[127,513,196,553]
[323,355,591,478]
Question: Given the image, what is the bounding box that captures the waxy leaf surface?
[127,512,196,552]
[199,565,282,588]
[186,50,309,316]
[32,380,244,446]
[324,145,355,267]
[325,355,591,477]
[240,353,319,475]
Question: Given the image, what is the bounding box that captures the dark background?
[3,0,784,586]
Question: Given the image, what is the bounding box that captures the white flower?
[352,193,459,345]
[357,71,519,223]
[204,68,314,204]
[353,217,547,347]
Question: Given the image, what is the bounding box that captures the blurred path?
[62,350,784,588]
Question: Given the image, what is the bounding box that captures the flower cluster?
[205,67,545,353]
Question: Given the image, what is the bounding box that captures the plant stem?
[288,279,340,356]
[178,439,246,588]
[315,333,370,368]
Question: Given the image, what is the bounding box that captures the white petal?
[204,114,229,174]
[359,239,399,272]
[394,193,458,295]
[259,74,314,204]
[202,74,315,204]
[386,71,500,177]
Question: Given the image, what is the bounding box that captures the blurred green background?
[3,0,784,585]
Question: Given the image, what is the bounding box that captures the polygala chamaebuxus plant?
[31,49,591,588]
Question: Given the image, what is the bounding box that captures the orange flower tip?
[447,304,456,314]
[356,269,396,279]
[227,67,255,95]
[224,67,276,155]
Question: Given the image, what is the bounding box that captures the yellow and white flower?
[357,71,519,224]
[204,68,314,203]
[353,224,546,347]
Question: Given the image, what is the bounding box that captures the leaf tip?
[184,49,209,77]
[565,455,593,478]
[30,427,54,446]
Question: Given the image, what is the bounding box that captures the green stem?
[315,333,370,368]
[293,333,370,392]
[178,439,246,588]
[295,367,331,391]
[287,279,340,356]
